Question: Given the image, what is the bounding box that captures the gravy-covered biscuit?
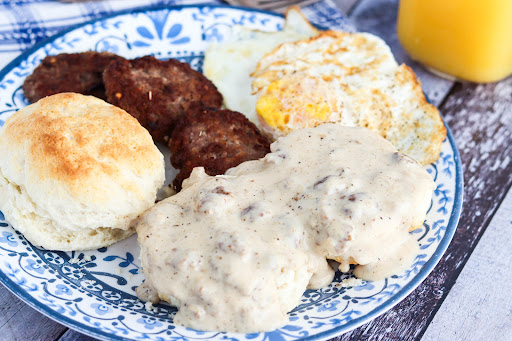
[0,93,165,250]
[135,124,435,332]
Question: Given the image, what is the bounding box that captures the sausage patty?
[103,56,223,143]
[23,51,123,102]
[169,108,271,191]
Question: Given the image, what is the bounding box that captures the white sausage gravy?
[135,124,435,333]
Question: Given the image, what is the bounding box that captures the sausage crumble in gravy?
[135,124,435,333]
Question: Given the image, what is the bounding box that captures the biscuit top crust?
[0,93,163,202]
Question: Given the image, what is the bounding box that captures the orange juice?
[397,0,512,82]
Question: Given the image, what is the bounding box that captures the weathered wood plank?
[348,0,454,106]
[58,329,98,341]
[422,190,512,341]
[0,285,67,341]
[337,76,512,341]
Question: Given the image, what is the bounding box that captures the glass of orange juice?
[397,0,512,83]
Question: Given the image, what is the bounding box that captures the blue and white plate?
[0,5,463,341]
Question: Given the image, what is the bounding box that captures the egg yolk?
[256,78,332,131]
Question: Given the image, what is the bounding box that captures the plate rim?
[302,123,464,340]
[0,4,464,341]
[0,3,288,83]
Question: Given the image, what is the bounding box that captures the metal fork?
[224,0,320,12]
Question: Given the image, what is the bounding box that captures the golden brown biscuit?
[0,93,165,250]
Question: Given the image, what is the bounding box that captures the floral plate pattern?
[0,5,463,341]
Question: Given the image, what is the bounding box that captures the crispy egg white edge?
[203,8,319,125]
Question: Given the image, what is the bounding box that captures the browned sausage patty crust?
[22,51,124,103]
[103,55,223,143]
[169,108,271,191]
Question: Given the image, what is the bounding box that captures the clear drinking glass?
[397,0,512,82]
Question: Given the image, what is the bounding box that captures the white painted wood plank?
[421,191,512,341]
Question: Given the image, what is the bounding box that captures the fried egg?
[203,7,319,124]
[252,31,446,165]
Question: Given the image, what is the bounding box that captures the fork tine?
[265,0,319,10]
[224,0,319,12]
[257,0,291,4]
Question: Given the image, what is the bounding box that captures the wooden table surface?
[1,1,511,340]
